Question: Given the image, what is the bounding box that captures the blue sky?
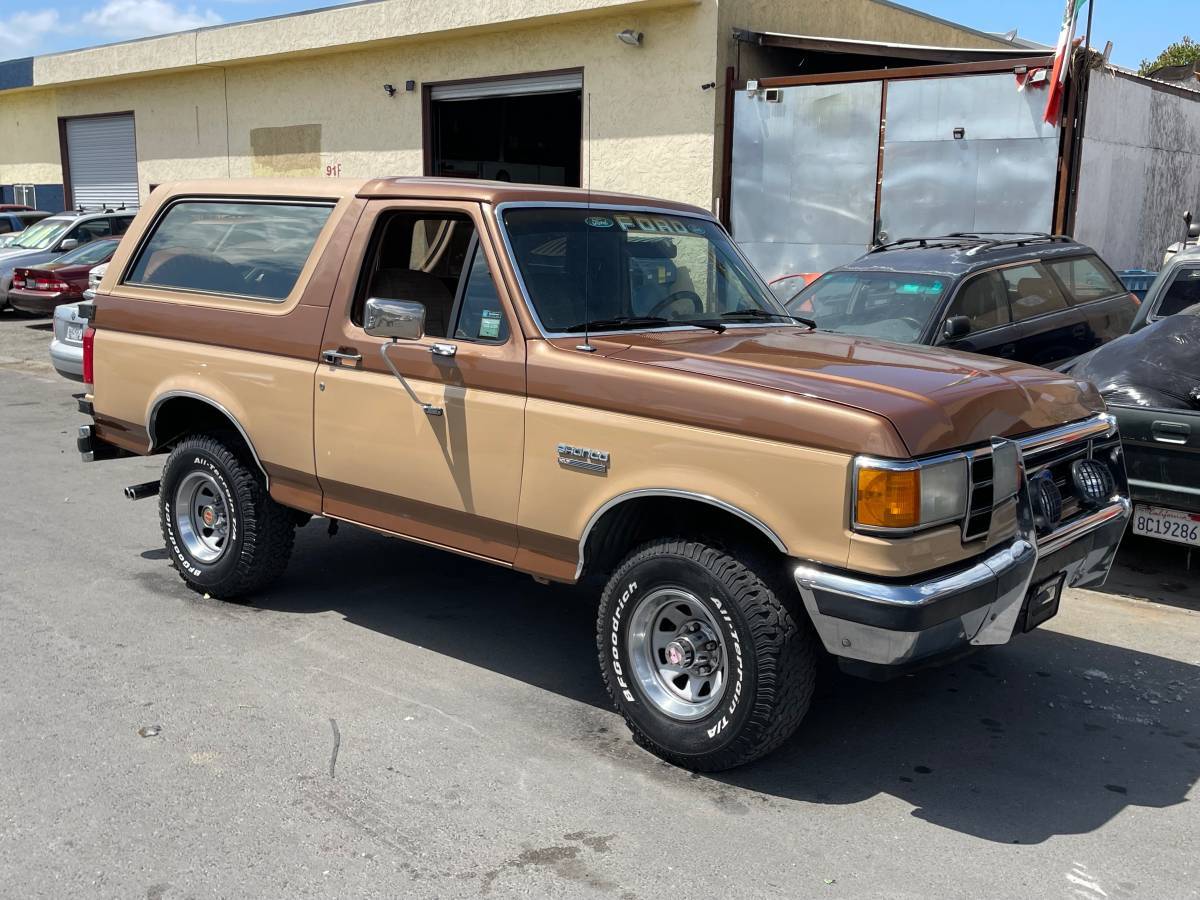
[0,0,1187,70]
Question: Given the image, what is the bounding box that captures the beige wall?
[2,3,721,210]
[0,89,62,186]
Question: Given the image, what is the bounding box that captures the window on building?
[125,200,333,301]
[999,263,1070,322]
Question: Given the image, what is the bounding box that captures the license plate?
[66,324,83,342]
[1022,574,1065,633]
[1132,505,1200,547]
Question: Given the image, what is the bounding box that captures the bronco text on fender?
[76,178,1131,771]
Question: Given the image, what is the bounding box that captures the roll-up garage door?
[430,72,583,102]
[65,114,139,211]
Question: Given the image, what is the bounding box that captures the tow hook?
[125,480,161,501]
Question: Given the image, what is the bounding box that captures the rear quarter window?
[1044,255,1126,305]
[124,200,333,301]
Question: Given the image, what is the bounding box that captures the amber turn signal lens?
[856,467,920,529]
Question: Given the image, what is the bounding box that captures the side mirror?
[943,315,972,340]
[364,297,425,341]
[58,238,79,252]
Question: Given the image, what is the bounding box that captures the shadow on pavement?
[236,521,1200,844]
[1097,533,1198,612]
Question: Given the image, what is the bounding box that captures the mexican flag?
[1044,0,1087,124]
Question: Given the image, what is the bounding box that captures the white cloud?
[82,0,222,39]
[0,10,61,49]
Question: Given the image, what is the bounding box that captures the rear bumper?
[50,337,83,381]
[795,431,1131,671]
[9,289,75,315]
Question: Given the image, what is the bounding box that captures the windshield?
[12,218,72,250]
[786,270,948,343]
[502,207,785,333]
[58,238,119,266]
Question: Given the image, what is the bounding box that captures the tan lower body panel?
[514,397,855,579]
[314,365,524,562]
[92,329,321,502]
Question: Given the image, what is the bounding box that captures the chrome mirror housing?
[364,297,425,341]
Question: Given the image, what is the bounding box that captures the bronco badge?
[557,443,610,475]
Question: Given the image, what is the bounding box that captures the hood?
[0,248,50,272]
[606,328,1105,456]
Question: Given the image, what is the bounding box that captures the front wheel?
[597,539,817,771]
[159,434,295,599]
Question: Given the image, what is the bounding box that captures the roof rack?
[868,232,1075,255]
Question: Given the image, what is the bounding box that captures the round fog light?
[1032,472,1063,533]
[1071,459,1114,507]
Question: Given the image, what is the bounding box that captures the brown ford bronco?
[76,178,1131,771]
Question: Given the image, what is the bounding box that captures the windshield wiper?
[721,308,817,329]
[562,316,725,334]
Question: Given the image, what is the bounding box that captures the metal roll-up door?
[430,72,583,102]
[66,114,139,211]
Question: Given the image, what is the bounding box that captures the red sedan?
[9,238,119,315]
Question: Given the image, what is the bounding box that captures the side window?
[999,263,1070,322]
[354,211,475,338]
[1155,267,1200,318]
[72,218,113,245]
[454,244,510,343]
[0,219,11,235]
[111,216,134,236]
[946,271,1010,333]
[125,200,333,301]
[1044,255,1125,305]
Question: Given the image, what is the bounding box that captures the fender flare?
[147,390,271,488]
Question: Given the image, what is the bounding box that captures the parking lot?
[1,311,1198,898]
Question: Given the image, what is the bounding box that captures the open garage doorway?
[426,71,582,186]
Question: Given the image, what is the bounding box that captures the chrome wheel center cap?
[665,640,692,668]
[201,506,216,527]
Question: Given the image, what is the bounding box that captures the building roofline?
[865,0,1020,49]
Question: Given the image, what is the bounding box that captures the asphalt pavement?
[1,311,1198,898]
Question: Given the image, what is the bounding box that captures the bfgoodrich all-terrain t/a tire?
[159,434,295,600]
[597,538,818,771]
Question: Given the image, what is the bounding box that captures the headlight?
[854,456,968,531]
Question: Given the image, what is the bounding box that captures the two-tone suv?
[76,179,1130,771]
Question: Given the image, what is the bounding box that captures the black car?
[785,234,1138,369]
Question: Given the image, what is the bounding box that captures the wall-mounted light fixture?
[616,29,643,47]
[383,83,397,97]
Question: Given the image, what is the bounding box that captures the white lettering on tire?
[706,595,744,741]
[167,455,239,580]
[610,580,637,703]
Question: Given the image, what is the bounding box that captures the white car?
[49,261,106,381]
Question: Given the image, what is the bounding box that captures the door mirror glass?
[58,238,79,252]
[943,315,972,340]
[364,297,425,341]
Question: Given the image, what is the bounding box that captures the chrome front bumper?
[795,426,1131,670]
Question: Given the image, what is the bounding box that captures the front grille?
[962,423,1120,543]
[964,454,994,541]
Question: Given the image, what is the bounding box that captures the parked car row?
[0,209,134,311]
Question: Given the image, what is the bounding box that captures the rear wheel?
[597,538,817,771]
[159,434,295,599]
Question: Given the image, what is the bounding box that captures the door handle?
[321,348,362,365]
[429,342,457,358]
[1152,421,1190,444]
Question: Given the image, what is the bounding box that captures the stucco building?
[0,0,1016,214]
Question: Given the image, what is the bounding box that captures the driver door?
[314,200,526,562]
